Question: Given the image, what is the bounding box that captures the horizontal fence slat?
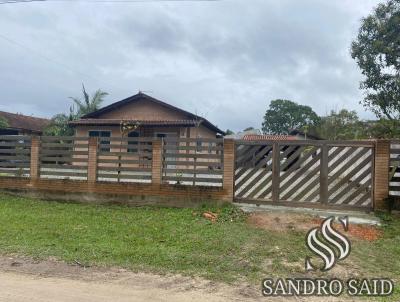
[97,151,152,157]
[0,136,31,141]
[97,173,151,180]
[40,170,88,177]
[163,161,222,167]
[163,145,223,151]
[163,176,222,183]
[40,164,88,169]
[163,153,222,159]
[164,138,223,143]
[98,167,152,172]
[40,156,88,162]
[163,168,223,175]
[97,159,152,165]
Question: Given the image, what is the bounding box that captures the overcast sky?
[0,0,381,132]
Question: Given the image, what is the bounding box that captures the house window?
[127,131,139,153]
[89,131,111,152]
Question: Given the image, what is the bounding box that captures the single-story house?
[0,111,50,135]
[70,92,225,140]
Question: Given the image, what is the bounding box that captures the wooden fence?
[97,137,153,183]
[0,135,31,177]
[0,135,394,211]
[234,140,375,210]
[162,138,224,187]
[40,136,89,180]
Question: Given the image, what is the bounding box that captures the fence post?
[87,137,98,185]
[223,139,235,202]
[30,136,40,182]
[271,142,280,202]
[374,139,390,210]
[152,139,162,185]
[320,143,329,203]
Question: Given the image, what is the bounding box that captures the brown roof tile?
[0,111,50,133]
[242,134,299,141]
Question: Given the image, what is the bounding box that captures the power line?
[0,0,220,4]
[0,33,119,90]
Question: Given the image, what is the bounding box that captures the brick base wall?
[0,177,231,207]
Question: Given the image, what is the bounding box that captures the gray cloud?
[0,0,380,132]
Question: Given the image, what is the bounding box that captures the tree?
[0,116,9,129]
[70,84,108,116]
[351,0,400,120]
[44,85,108,136]
[43,108,77,136]
[316,109,364,140]
[225,129,234,135]
[262,99,320,134]
[243,127,254,131]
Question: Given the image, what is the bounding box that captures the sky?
[0,0,382,132]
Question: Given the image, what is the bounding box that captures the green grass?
[0,193,399,300]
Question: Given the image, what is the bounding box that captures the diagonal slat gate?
[234,140,374,210]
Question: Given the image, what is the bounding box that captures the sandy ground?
[0,255,260,302]
[0,255,365,302]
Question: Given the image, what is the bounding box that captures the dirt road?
[0,256,259,302]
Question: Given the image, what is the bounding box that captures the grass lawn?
[0,193,399,299]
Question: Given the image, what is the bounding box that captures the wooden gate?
[234,140,374,210]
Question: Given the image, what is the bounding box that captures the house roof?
[0,111,50,133]
[77,92,225,135]
[242,134,298,141]
[69,119,198,127]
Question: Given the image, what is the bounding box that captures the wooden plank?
[40,171,88,177]
[97,159,152,164]
[271,143,280,202]
[162,160,222,167]
[97,171,151,182]
[163,145,223,152]
[0,162,30,168]
[97,151,152,157]
[40,150,88,156]
[320,144,328,203]
[163,153,222,159]
[328,157,372,197]
[164,168,223,175]
[327,148,370,184]
[164,138,223,143]
[248,175,273,199]
[0,142,31,147]
[97,167,152,172]
[41,136,89,141]
[40,156,88,162]
[341,179,372,205]
[98,143,153,149]
[281,164,321,200]
[163,176,222,183]
[234,147,273,182]
[40,164,88,169]
[0,149,30,154]
[0,135,31,140]
[41,143,88,148]
[0,155,30,160]
[330,169,372,204]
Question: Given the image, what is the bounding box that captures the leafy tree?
[225,129,234,135]
[43,108,77,136]
[316,109,364,140]
[70,84,108,116]
[0,116,9,128]
[363,119,400,138]
[262,99,320,134]
[243,127,254,131]
[44,84,108,136]
[351,0,400,120]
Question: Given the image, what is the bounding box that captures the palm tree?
[70,84,108,117]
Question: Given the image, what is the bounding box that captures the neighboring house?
[225,129,262,140]
[0,111,50,135]
[70,92,225,140]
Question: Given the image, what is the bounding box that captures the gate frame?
[233,139,377,211]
